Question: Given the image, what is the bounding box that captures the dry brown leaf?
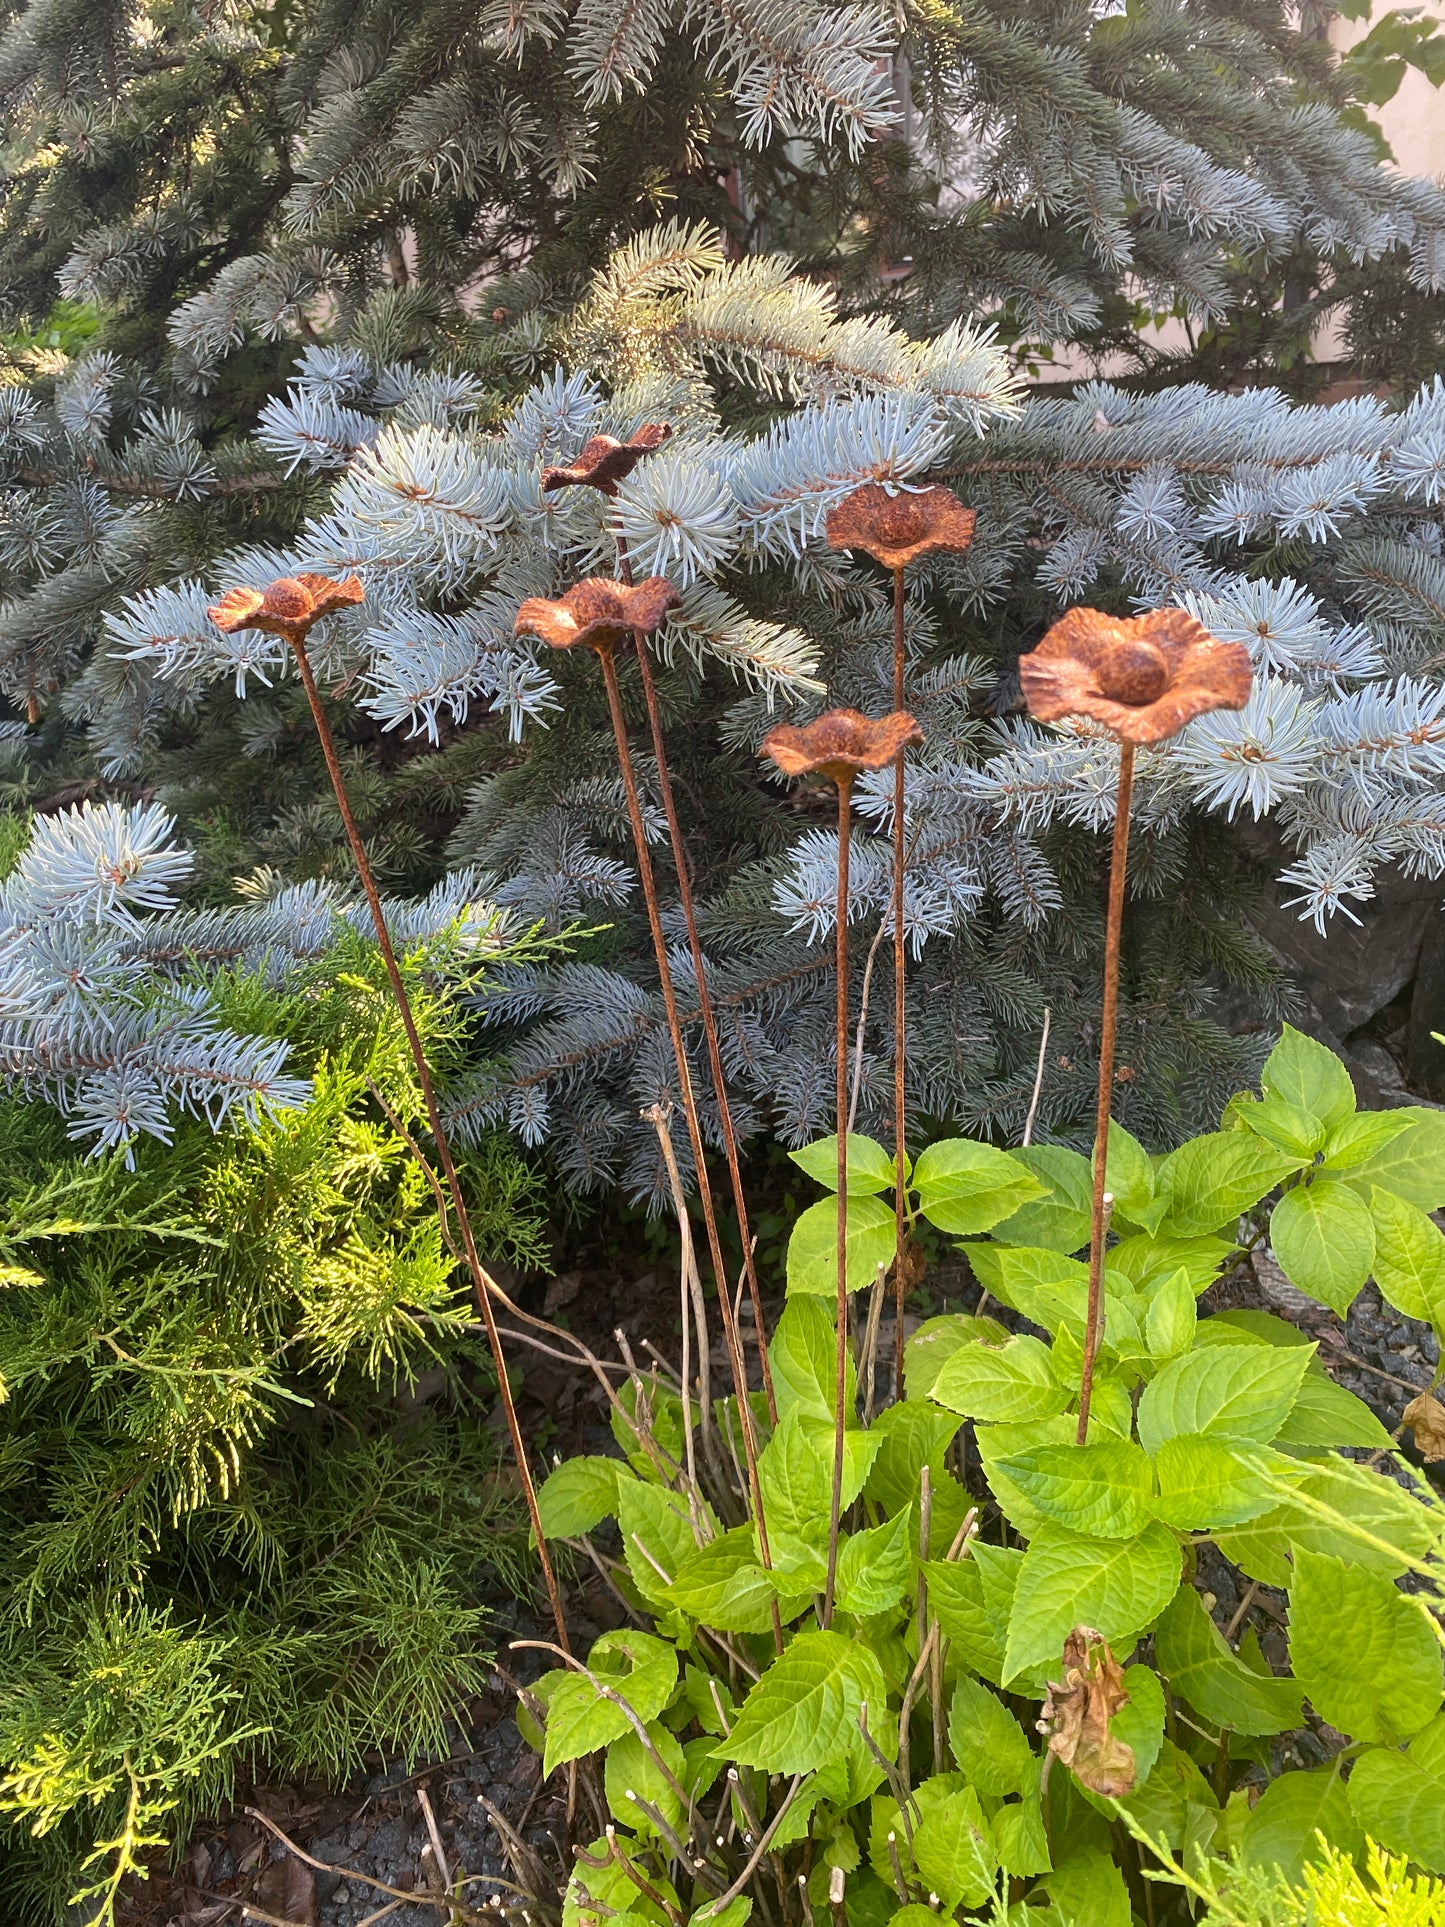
[1403,1390,1445,1462]
[1037,1625,1136,1796]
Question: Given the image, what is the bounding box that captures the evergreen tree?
[0,0,1443,1182]
[0,801,549,1923]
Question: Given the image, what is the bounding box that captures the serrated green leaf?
[668,1528,777,1634]
[786,1193,896,1298]
[975,1415,1077,1538]
[1155,1133,1300,1237]
[913,1138,1044,1236]
[565,1840,675,1927]
[1347,1747,1445,1875]
[1369,1184,1445,1325]
[1114,1664,1166,1786]
[1262,1025,1356,1130]
[993,1438,1155,1539]
[991,1145,1092,1253]
[605,1721,687,1837]
[1154,1584,1304,1735]
[863,1399,962,1513]
[1003,1523,1181,1683]
[1217,1455,1437,1587]
[1270,1178,1375,1315]
[1108,1232,1233,1293]
[992,1796,1051,1878]
[1148,1435,1279,1530]
[770,1295,851,1420]
[1146,1267,1196,1360]
[1336,1106,1445,1210]
[912,1785,997,1909]
[964,1243,1090,1332]
[1274,1371,1393,1450]
[760,1408,831,1544]
[924,1560,1004,1683]
[1235,1094,1327,1160]
[538,1455,630,1538]
[725,1631,888,1774]
[1289,1550,1443,1743]
[1322,1108,1418,1170]
[1115,1736,1216,1850]
[902,1313,1009,1400]
[544,1630,678,1775]
[947,1674,1035,1796]
[929,1333,1069,1423]
[1044,1847,1130,1927]
[1137,1343,1311,1455]
[837,1510,913,1618]
[1241,1767,1362,1889]
[790,1133,899,1195]
[619,1480,705,1608]
[1097,1116,1156,1220]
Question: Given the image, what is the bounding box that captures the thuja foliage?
[0,805,548,1925]
[529,1025,1445,1927]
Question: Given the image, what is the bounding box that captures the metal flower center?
[874,499,930,547]
[1096,641,1169,706]
[567,585,624,624]
[267,579,313,620]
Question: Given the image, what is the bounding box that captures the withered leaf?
[1037,1625,1136,1797]
[1403,1390,1445,1463]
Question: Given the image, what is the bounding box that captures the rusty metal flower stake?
[761,708,923,1624]
[209,572,573,1654]
[1018,606,1251,1441]
[515,576,786,1648]
[826,484,976,1391]
[590,440,778,1423]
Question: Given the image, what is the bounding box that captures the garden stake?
[1018,604,1252,1441]
[515,578,782,1646]
[602,448,779,1424]
[634,640,778,1424]
[826,484,975,1393]
[208,573,573,1656]
[761,709,923,1626]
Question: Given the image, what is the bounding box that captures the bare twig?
[1021,1006,1052,1147]
[826,772,855,1627]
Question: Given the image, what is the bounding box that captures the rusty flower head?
[208,572,364,644]
[825,483,976,571]
[1018,606,1251,746]
[513,576,681,656]
[1038,1628,1136,1797]
[541,424,672,496]
[761,707,923,789]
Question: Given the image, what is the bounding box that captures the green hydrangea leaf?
[912,1139,1044,1236]
[790,1133,900,1196]
[1003,1522,1181,1684]
[992,1438,1156,1540]
[725,1630,889,1774]
[1148,1435,1280,1531]
[1155,1133,1300,1237]
[1335,1106,1445,1210]
[1368,1184,1445,1325]
[910,1784,997,1909]
[1288,1550,1443,1743]
[947,1673,1035,1796]
[929,1333,1070,1423]
[1137,1343,1311,1455]
[837,1509,913,1618]
[1154,1584,1304,1735]
[1261,1025,1356,1130]
[990,1145,1092,1253]
[1240,1767,1362,1890]
[1270,1178,1375,1315]
[538,1455,630,1538]
[770,1296,852,1420]
[786,1193,896,1298]
[1347,1747,1445,1875]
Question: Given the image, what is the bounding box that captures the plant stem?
[634,640,777,1425]
[596,644,782,1648]
[287,633,570,1654]
[824,773,854,1628]
[891,566,908,1395]
[1078,738,1135,1446]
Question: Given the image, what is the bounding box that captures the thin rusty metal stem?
[595,643,782,1649]
[824,773,854,1628]
[633,642,777,1425]
[891,565,908,1394]
[287,633,570,1653]
[1078,738,1135,1445]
